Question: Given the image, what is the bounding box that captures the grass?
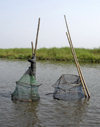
[0,47,100,63]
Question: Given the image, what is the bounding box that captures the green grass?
[0,47,100,63]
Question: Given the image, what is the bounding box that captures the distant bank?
[0,47,100,63]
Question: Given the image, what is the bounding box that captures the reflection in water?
[0,59,100,127]
[11,101,39,127]
[36,96,88,127]
[53,99,88,127]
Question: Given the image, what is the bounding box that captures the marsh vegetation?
[0,47,100,63]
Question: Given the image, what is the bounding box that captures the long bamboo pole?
[65,16,90,98]
[67,32,90,98]
[64,15,90,98]
[34,18,40,55]
[66,32,88,97]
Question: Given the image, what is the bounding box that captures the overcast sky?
[0,0,100,49]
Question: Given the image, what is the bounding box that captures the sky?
[0,0,100,49]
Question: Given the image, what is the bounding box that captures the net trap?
[11,18,40,102]
[53,74,85,100]
[53,15,90,101]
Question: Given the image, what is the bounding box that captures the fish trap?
[53,74,85,101]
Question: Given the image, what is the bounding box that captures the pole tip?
[38,17,40,21]
[31,41,33,44]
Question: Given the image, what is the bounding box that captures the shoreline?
[0,47,100,63]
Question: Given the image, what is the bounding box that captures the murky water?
[0,59,100,127]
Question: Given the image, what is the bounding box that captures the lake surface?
[0,59,100,127]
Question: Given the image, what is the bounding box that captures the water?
[0,59,100,127]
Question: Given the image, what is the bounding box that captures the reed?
[0,47,100,63]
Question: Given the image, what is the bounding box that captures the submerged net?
[53,74,85,101]
[11,56,40,102]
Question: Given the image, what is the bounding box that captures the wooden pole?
[66,32,88,97]
[66,30,90,98]
[31,41,34,57]
[34,18,40,55]
[64,15,90,98]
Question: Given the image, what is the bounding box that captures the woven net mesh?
[53,74,85,100]
[11,57,40,102]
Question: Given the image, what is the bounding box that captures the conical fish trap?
[11,57,40,102]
